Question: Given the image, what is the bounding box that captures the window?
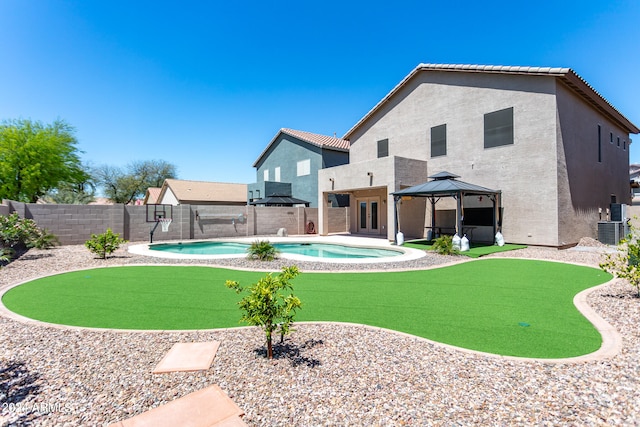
[624,140,627,151]
[484,107,514,148]
[297,159,310,176]
[617,137,620,147]
[598,125,602,163]
[610,132,614,144]
[275,166,281,182]
[263,169,269,181]
[377,139,389,158]
[430,124,447,157]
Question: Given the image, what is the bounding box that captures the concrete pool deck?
[128,235,427,263]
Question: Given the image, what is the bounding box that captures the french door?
[357,197,380,234]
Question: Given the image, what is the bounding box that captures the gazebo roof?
[249,194,310,206]
[392,171,499,197]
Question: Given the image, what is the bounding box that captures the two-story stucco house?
[249,128,350,208]
[318,64,639,247]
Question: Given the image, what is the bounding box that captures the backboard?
[146,204,173,223]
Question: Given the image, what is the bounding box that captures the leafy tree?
[84,228,127,259]
[226,266,302,359]
[0,119,90,203]
[43,169,96,204]
[94,159,177,204]
[600,222,640,297]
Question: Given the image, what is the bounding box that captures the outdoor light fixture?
[367,172,373,177]
[329,178,334,182]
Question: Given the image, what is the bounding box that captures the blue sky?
[1,0,639,185]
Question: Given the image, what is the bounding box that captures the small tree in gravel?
[600,222,640,297]
[226,266,302,358]
[85,228,127,259]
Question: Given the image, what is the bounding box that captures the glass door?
[357,197,380,234]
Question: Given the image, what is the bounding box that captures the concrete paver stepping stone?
[108,384,247,426]
[152,341,220,374]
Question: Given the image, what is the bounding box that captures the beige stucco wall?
[555,82,632,245]
[159,188,179,205]
[319,69,635,246]
[318,156,428,240]
[346,71,562,245]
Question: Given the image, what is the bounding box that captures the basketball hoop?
[159,218,172,232]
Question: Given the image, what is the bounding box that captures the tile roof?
[160,179,247,203]
[280,128,351,151]
[253,128,350,167]
[343,63,639,139]
[143,187,162,204]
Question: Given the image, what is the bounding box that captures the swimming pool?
[128,236,426,263]
[149,241,403,259]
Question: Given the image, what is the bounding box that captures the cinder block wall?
[1,201,334,245]
[327,207,350,234]
[191,205,249,240]
[251,206,318,236]
[10,201,127,245]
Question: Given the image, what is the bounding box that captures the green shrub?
[247,239,279,261]
[226,266,302,358]
[600,221,640,297]
[30,228,60,249]
[85,228,127,259]
[0,248,14,265]
[0,213,59,264]
[432,235,458,255]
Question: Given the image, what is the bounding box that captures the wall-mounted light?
[329,178,334,182]
[367,172,373,177]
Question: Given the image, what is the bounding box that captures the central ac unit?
[597,221,627,245]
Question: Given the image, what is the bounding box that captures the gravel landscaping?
[1,240,639,426]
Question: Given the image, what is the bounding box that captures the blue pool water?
[149,241,402,259]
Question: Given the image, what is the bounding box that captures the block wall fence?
[2,200,350,245]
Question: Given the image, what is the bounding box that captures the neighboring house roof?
[249,194,310,206]
[88,197,114,205]
[158,179,247,204]
[253,128,350,167]
[344,63,640,139]
[143,187,162,205]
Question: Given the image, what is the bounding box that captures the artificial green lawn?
[2,259,612,358]
[402,240,528,258]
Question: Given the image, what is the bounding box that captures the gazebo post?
[455,193,463,237]
[430,196,436,239]
[492,194,497,238]
[393,196,400,244]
